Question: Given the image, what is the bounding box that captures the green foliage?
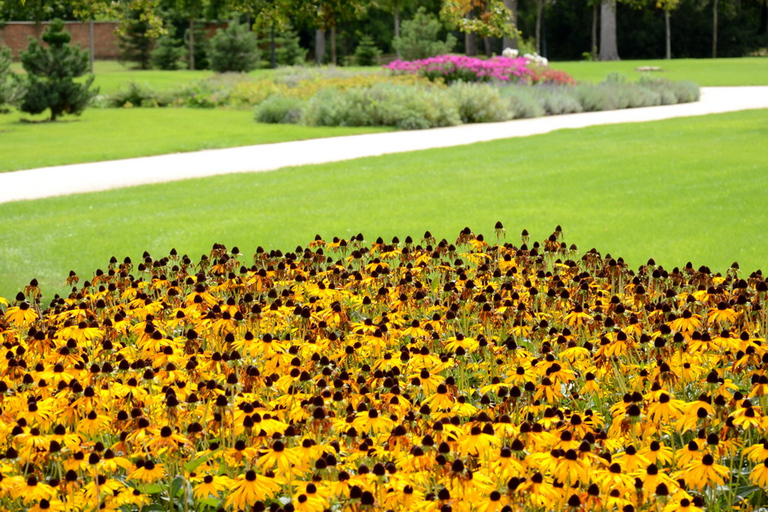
[117,4,156,70]
[448,82,514,123]
[19,19,97,121]
[392,7,457,60]
[106,81,174,108]
[303,83,461,130]
[273,24,307,66]
[208,20,259,73]
[184,23,210,70]
[258,23,307,68]
[0,46,23,113]
[151,35,185,70]
[353,35,381,66]
[254,96,306,124]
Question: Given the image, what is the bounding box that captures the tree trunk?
[270,24,276,68]
[599,0,620,60]
[712,0,718,58]
[394,4,401,58]
[536,0,543,54]
[188,18,195,70]
[591,2,598,60]
[315,29,325,64]
[484,36,492,56]
[465,10,478,56]
[502,0,519,49]
[89,20,95,73]
[330,25,337,65]
[664,10,671,59]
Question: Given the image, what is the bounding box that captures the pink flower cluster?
[385,55,535,83]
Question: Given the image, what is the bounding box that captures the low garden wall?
[0,21,121,59]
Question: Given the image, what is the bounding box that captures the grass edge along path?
[0,108,392,173]
[1,108,766,300]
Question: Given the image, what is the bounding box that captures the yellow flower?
[4,302,38,326]
[127,460,166,483]
[224,470,282,510]
[11,476,55,504]
[193,474,230,501]
[749,458,768,488]
[28,498,66,512]
[675,454,729,491]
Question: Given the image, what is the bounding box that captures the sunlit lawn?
[550,57,768,86]
[0,108,391,172]
[1,109,766,299]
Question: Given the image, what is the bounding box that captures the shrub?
[208,20,259,73]
[151,35,185,70]
[254,95,306,124]
[304,83,460,130]
[392,7,457,60]
[117,5,155,70]
[571,84,612,112]
[503,88,546,118]
[353,35,381,66]
[448,82,514,123]
[19,19,98,121]
[107,81,170,108]
[530,86,584,115]
[0,46,23,113]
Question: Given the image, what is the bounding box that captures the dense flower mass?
[385,55,574,85]
[1,226,767,511]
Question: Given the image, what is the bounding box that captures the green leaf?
[183,448,219,474]
[171,475,185,497]
[143,483,164,494]
[200,497,220,507]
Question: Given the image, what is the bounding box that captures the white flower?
[502,47,519,58]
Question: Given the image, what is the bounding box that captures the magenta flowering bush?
[385,55,536,84]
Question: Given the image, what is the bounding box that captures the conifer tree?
[20,19,97,121]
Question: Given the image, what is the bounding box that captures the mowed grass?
[1,109,766,300]
[0,108,391,172]
[550,57,768,86]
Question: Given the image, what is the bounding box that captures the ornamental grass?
[1,226,767,512]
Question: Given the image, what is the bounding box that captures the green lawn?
[0,108,390,172]
[1,109,766,300]
[550,57,768,86]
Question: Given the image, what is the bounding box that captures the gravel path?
[1,86,766,205]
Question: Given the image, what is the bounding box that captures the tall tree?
[377,0,419,58]
[599,0,619,60]
[303,0,369,65]
[712,0,718,57]
[174,0,207,69]
[656,0,680,59]
[502,0,518,49]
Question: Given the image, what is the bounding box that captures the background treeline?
[2,0,766,63]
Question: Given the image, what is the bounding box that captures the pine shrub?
[151,35,185,70]
[208,21,259,73]
[392,8,457,60]
[19,20,97,121]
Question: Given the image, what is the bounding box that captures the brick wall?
[0,21,121,59]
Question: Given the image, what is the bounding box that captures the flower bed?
[1,226,767,511]
[384,54,575,86]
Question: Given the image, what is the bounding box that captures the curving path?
[1,86,767,205]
